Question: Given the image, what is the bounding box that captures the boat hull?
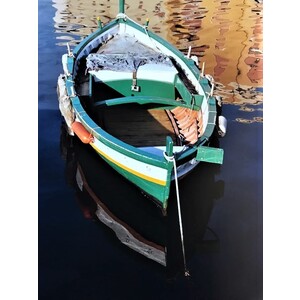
[89,137,173,209]
[57,11,225,211]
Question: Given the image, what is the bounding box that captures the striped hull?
[90,138,172,208]
[57,9,224,212]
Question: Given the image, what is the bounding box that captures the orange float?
[71,121,94,144]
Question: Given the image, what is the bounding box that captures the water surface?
[39,0,263,299]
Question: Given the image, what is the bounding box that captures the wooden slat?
[96,104,177,147]
[94,103,205,147]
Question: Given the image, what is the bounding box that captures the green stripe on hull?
[95,149,172,207]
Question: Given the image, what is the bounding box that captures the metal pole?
[119,0,125,14]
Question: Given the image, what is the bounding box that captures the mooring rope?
[164,152,190,277]
[143,24,163,53]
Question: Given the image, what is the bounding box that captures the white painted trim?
[138,146,186,156]
[92,138,168,182]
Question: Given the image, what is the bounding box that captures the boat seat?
[137,64,178,84]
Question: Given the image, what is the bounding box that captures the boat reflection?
[60,122,224,276]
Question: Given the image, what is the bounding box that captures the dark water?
[39,0,263,299]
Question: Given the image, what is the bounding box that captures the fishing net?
[86,33,173,72]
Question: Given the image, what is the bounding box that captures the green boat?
[57,0,227,213]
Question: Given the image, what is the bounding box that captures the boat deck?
[95,104,177,147]
[74,44,203,148]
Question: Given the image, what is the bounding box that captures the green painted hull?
[57,6,225,211]
[97,151,172,208]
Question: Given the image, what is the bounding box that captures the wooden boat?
[60,123,220,271]
[60,124,167,266]
[57,0,227,213]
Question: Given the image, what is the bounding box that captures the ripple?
[239,106,255,112]
[236,117,263,123]
[53,0,263,106]
[216,81,263,104]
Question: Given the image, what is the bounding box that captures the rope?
[163,152,190,277]
[144,26,162,53]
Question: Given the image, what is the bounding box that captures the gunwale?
[67,16,217,155]
[58,9,223,208]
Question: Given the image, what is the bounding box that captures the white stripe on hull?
[91,138,168,183]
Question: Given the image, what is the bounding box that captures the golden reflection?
[236,117,263,123]
[163,0,263,104]
[53,0,263,104]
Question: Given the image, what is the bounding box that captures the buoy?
[218,115,227,137]
[71,122,94,144]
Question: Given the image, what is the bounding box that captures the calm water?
[39,0,263,299]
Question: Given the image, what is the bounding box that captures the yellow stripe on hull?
[90,142,167,186]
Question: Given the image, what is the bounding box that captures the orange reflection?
[53,0,263,104]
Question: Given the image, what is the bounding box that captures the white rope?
[164,152,190,277]
[144,25,163,53]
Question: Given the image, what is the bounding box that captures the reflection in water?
[196,0,263,104]
[60,124,224,277]
[52,0,167,45]
[54,0,262,276]
[53,0,263,105]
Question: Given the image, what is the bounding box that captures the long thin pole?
[164,149,190,277]
[119,0,125,14]
[173,159,190,277]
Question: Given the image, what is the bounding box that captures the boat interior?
[74,33,204,149]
